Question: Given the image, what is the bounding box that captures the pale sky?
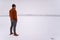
[0,0,60,15]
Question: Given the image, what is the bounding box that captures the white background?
[0,0,60,40]
[0,0,47,15]
[0,0,60,15]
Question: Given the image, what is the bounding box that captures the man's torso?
[9,8,17,21]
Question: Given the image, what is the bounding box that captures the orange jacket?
[9,8,17,21]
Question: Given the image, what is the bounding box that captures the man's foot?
[14,34,19,36]
[10,33,13,35]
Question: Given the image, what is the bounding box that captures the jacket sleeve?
[14,10,17,21]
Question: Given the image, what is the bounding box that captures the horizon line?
[0,15,60,17]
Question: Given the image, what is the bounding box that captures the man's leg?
[10,21,13,35]
[14,21,17,34]
[13,21,18,36]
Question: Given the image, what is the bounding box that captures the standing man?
[9,4,18,36]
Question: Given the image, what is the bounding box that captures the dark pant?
[10,20,17,34]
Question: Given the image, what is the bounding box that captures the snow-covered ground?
[0,16,60,40]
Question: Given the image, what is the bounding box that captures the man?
[9,4,18,36]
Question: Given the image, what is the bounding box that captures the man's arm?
[15,10,17,21]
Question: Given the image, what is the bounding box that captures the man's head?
[12,4,16,9]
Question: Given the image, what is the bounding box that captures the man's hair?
[12,4,16,7]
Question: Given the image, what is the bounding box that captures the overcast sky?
[0,0,60,15]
